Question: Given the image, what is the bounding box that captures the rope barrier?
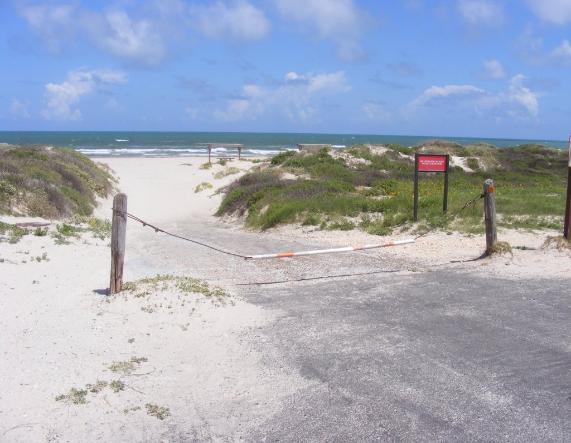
[113,192,484,260]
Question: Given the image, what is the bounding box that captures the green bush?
[0,146,114,218]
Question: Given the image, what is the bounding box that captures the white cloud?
[550,40,571,65]
[458,0,503,26]
[42,69,127,121]
[504,74,539,117]
[527,0,571,25]
[92,11,166,66]
[18,3,76,52]
[274,0,366,61]
[10,99,31,119]
[409,85,485,109]
[216,71,350,121]
[482,59,507,79]
[409,75,539,119]
[192,1,270,41]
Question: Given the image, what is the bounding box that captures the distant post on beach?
[564,135,571,239]
[110,193,127,294]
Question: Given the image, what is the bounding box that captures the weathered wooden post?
[238,146,242,160]
[564,135,571,239]
[110,193,127,294]
[208,144,212,164]
[483,179,497,255]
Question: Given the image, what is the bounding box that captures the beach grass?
[0,145,115,219]
[217,143,567,234]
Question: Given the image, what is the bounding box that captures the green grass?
[194,182,213,193]
[0,145,115,218]
[216,143,568,234]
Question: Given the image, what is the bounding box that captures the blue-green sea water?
[0,131,567,157]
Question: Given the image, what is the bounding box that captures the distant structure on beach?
[297,144,331,153]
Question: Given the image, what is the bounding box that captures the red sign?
[417,155,448,172]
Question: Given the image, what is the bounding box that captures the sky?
[1,0,571,140]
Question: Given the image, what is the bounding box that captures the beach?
[1,155,570,441]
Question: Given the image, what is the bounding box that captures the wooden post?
[110,193,127,294]
[413,154,419,222]
[443,154,450,213]
[564,136,571,239]
[208,144,212,164]
[483,179,497,255]
[238,146,242,160]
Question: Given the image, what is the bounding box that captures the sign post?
[413,153,450,222]
[564,135,571,239]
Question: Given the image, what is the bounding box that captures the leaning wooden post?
[110,193,127,294]
[483,179,497,255]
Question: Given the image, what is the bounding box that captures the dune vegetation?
[0,145,115,219]
[216,141,568,234]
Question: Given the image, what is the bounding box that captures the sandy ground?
[1,155,570,441]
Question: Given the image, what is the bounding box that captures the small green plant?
[55,388,88,405]
[302,213,321,226]
[33,227,48,236]
[214,167,241,179]
[33,252,49,262]
[108,356,148,375]
[218,158,228,166]
[52,223,80,244]
[109,380,126,393]
[199,162,212,170]
[0,221,28,243]
[194,182,213,193]
[86,380,108,393]
[145,403,171,420]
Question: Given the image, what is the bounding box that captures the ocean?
[0,131,568,157]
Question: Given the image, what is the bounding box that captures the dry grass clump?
[194,182,213,193]
[214,167,241,179]
[145,403,171,420]
[487,241,513,256]
[542,236,571,251]
[0,145,115,218]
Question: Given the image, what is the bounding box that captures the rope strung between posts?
[113,209,250,259]
[414,192,485,240]
[112,192,484,260]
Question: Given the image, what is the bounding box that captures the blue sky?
[1,0,571,139]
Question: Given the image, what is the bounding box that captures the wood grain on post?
[110,193,127,294]
[483,179,497,255]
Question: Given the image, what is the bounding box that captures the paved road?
[128,221,571,442]
[245,271,571,442]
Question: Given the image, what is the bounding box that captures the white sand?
[1,155,570,441]
[0,156,312,442]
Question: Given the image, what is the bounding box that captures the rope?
[112,192,484,260]
[414,192,485,240]
[113,209,250,259]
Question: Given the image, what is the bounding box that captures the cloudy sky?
[1,0,571,139]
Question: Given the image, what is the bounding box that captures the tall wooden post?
[483,179,497,255]
[443,155,450,213]
[208,144,212,164]
[564,136,571,239]
[110,193,127,294]
[238,146,242,160]
[413,154,419,222]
